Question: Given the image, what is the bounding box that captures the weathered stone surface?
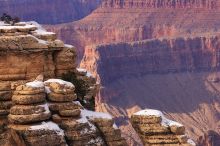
[10,105,46,115]
[47,93,77,102]
[49,102,82,112]
[59,109,81,117]
[12,93,46,105]
[9,123,67,146]
[46,83,75,94]
[0,82,11,91]
[0,91,12,101]
[8,112,51,124]
[131,109,196,146]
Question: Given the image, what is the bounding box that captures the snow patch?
[187,139,196,146]
[65,44,74,48]
[44,79,74,88]
[45,86,51,94]
[29,121,64,136]
[134,109,183,127]
[80,109,112,120]
[77,68,93,77]
[77,109,113,133]
[38,103,50,114]
[26,81,44,88]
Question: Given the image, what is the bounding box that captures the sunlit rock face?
[47,0,220,60]
[0,0,101,24]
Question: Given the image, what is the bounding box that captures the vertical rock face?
[0,0,102,24]
[197,130,220,146]
[0,22,76,81]
[47,0,220,60]
[80,35,220,85]
[101,0,220,9]
[131,109,196,146]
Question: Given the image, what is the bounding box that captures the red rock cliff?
[80,34,220,145]
[47,0,220,60]
[81,34,220,85]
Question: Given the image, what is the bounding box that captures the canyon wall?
[0,0,101,24]
[80,34,220,145]
[47,0,220,60]
[81,34,220,85]
[101,0,220,9]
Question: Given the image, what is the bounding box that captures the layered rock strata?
[0,82,12,123]
[0,77,128,146]
[92,118,128,146]
[0,21,76,82]
[80,34,220,85]
[131,109,196,146]
[101,0,220,9]
[8,80,66,146]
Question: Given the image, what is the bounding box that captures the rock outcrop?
[131,109,196,146]
[0,22,76,81]
[0,77,127,146]
[0,21,128,146]
[8,80,66,146]
[0,0,102,24]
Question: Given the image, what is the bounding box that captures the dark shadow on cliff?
[101,71,220,120]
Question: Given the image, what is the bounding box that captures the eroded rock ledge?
[1,78,127,146]
[0,21,76,81]
[80,34,220,85]
[131,109,196,146]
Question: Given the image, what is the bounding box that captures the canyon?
[80,34,220,145]
[0,0,101,24]
[2,0,220,145]
[0,20,195,146]
[46,0,220,145]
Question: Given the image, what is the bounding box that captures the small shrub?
[0,13,20,25]
[62,72,95,110]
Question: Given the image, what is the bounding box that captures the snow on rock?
[26,81,44,88]
[38,103,50,114]
[77,109,113,133]
[77,68,93,77]
[34,29,55,35]
[65,44,74,48]
[80,109,112,120]
[187,139,196,146]
[0,22,36,30]
[44,79,74,88]
[134,109,183,127]
[29,121,64,136]
[45,86,51,94]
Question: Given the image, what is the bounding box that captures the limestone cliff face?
[80,34,220,145]
[0,0,101,24]
[0,22,76,81]
[80,34,220,85]
[47,0,220,60]
[101,0,220,9]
